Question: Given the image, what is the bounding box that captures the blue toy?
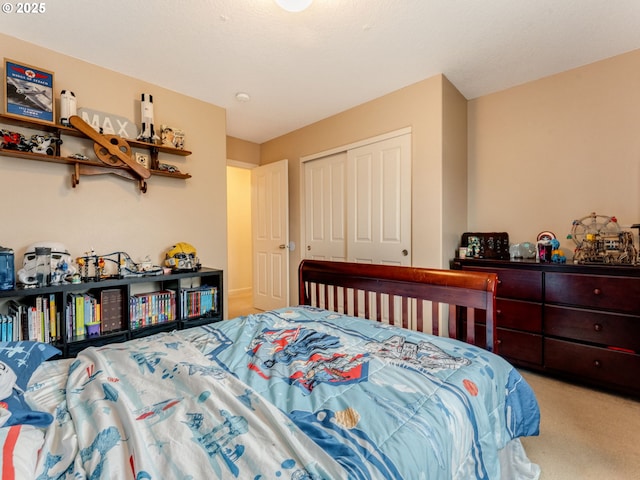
[551,238,566,263]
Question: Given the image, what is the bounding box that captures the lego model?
[569,212,637,265]
[17,242,76,285]
[137,93,159,144]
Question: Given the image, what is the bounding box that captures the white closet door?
[304,152,347,261]
[347,133,411,265]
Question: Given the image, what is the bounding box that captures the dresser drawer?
[545,272,640,314]
[466,267,542,301]
[474,325,542,366]
[497,299,542,333]
[545,305,640,351]
[545,338,640,392]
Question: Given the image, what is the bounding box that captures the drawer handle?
[593,288,602,295]
[497,279,502,285]
[593,359,602,368]
[496,309,502,316]
[594,323,603,332]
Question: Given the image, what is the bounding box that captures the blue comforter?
[30,306,540,479]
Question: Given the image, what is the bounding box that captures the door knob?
[402,249,408,256]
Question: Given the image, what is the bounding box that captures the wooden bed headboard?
[298,260,498,352]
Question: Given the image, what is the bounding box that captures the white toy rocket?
[137,93,159,143]
[60,90,77,126]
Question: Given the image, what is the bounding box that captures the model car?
[158,162,179,173]
[1,129,31,151]
[29,134,62,155]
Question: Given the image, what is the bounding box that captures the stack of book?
[4,295,59,343]
[66,293,100,340]
[181,285,218,320]
[129,290,176,330]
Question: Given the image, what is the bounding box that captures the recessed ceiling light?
[275,0,312,13]
[235,92,251,102]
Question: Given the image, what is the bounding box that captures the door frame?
[299,127,412,264]
[226,159,257,313]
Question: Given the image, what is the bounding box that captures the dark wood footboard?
[298,260,498,352]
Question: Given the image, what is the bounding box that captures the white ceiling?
[3,0,640,144]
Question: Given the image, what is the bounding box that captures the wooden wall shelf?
[0,113,192,189]
[0,148,192,179]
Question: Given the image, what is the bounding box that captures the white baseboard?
[229,287,252,296]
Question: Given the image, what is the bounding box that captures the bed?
[3,260,540,479]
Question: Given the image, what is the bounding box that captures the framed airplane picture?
[4,58,55,124]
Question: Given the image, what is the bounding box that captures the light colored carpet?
[228,290,262,319]
[519,370,640,479]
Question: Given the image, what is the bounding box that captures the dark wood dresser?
[452,258,640,397]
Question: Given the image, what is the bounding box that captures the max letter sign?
[77,107,137,139]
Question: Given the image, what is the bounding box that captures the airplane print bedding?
[25,306,541,479]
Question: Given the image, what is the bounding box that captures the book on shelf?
[67,293,100,340]
[7,300,25,341]
[74,294,85,338]
[180,286,218,320]
[130,290,176,329]
[0,315,14,342]
[4,296,59,343]
[101,288,124,333]
[49,293,58,342]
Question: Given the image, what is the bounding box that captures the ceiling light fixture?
[235,92,251,102]
[275,0,312,13]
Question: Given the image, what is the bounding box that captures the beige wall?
[1,34,229,313]
[442,77,469,267]
[226,166,252,294]
[261,74,468,300]
[227,136,260,165]
[468,49,640,258]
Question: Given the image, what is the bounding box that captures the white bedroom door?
[252,160,289,311]
[347,133,411,265]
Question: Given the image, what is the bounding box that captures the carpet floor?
[519,370,640,479]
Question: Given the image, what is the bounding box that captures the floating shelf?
[0,113,192,187]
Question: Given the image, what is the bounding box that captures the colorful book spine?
[49,293,57,342]
[75,294,85,338]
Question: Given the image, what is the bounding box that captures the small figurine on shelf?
[97,256,106,278]
[550,239,566,263]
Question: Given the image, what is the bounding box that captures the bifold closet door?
[304,151,348,261]
[347,133,411,265]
